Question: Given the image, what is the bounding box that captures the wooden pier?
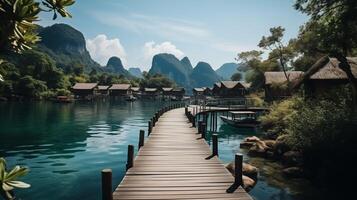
[101,104,252,200]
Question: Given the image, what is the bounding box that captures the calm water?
[0,102,320,200]
[204,112,323,200]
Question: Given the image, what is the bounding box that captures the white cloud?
[86,34,127,66]
[143,41,184,62]
[91,12,211,43]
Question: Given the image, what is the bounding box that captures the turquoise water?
[0,102,320,200]
[0,101,168,200]
[204,112,322,200]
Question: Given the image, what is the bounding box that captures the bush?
[260,97,301,138]
[55,88,71,96]
[247,93,265,107]
[286,99,350,152]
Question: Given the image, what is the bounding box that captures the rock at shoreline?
[263,140,276,148]
[243,175,256,192]
[225,161,258,192]
[225,162,259,180]
[282,167,304,178]
[240,141,255,149]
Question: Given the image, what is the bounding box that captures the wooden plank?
[113,108,252,200]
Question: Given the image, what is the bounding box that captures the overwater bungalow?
[71,83,98,100]
[212,81,248,98]
[264,71,304,101]
[203,87,212,96]
[109,84,132,97]
[131,87,141,98]
[98,85,110,96]
[172,88,185,100]
[161,87,173,100]
[193,88,205,99]
[293,57,357,97]
[143,88,160,99]
[212,82,222,96]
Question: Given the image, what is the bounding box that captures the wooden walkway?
[113,107,252,200]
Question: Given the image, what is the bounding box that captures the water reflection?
[0,100,167,200]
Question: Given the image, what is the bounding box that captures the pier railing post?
[101,169,113,200]
[139,130,145,150]
[212,134,218,156]
[126,145,134,171]
[226,153,243,193]
[201,122,206,139]
[192,115,196,127]
[197,120,203,134]
[148,120,152,135]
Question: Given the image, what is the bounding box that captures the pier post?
[126,145,134,171]
[197,120,203,134]
[234,153,243,185]
[226,153,243,193]
[101,169,113,200]
[148,120,152,135]
[192,115,196,127]
[139,130,145,150]
[212,134,218,156]
[201,122,206,139]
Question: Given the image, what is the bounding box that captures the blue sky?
[39,0,308,71]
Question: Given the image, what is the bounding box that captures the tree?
[231,73,242,81]
[0,0,75,53]
[140,73,175,89]
[235,50,279,90]
[294,0,357,113]
[258,27,296,85]
[16,75,47,97]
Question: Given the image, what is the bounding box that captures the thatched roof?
[293,57,357,89]
[173,88,185,92]
[162,87,173,92]
[72,83,98,90]
[264,71,304,85]
[309,57,357,80]
[145,88,158,92]
[109,84,131,90]
[193,88,205,92]
[214,82,222,88]
[220,81,246,89]
[131,87,140,92]
[98,85,109,90]
[241,82,252,89]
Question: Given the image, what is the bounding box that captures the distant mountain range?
[149,53,222,90]
[216,63,240,80]
[37,23,240,89]
[128,68,143,78]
